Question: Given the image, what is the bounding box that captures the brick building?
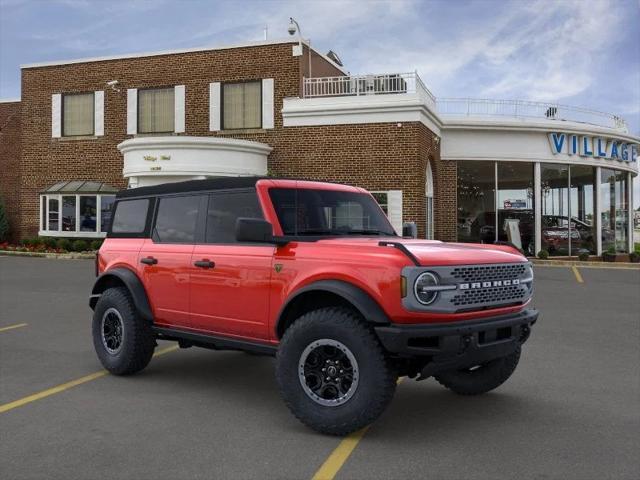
[1,38,638,255]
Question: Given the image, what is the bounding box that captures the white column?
[534,162,541,255]
[262,78,275,129]
[628,171,634,253]
[595,167,602,256]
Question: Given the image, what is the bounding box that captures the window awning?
[41,181,118,194]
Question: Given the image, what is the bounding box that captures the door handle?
[140,256,158,265]
[194,260,215,269]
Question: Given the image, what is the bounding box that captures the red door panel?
[189,244,273,340]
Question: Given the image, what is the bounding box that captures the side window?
[206,190,263,243]
[111,199,149,233]
[153,195,201,243]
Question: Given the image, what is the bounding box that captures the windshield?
[269,188,396,237]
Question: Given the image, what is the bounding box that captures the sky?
[1,0,639,205]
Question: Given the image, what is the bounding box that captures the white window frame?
[426,162,434,239]
[128,86,185,135]
[39,193,115,238]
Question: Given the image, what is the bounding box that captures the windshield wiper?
[342,229,392,236]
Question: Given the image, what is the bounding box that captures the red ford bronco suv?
[90,177,537,435]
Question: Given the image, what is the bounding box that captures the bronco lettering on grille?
[459,279,520,290]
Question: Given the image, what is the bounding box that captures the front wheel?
[276,307,397,436]
[434,347,521,395]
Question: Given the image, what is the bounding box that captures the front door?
[138,194,204,329]
[189,190,274,340]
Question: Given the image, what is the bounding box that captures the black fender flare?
[276,280,390,338]
[89,268,153,322]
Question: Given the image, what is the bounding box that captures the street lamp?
[288,17,311,78]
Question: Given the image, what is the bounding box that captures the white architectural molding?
[595,167,602,256]
[126,89,137,135]
[282,94,442,136]
[534,162,541,255]
[262,78,275,129]
[94,90,104,136]
[209,82,221,131]
[174,85,186,133]
[51,94,61,138]
[118,136,271,188]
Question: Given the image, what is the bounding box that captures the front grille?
[451,264,527,283]
[451,284,528,307]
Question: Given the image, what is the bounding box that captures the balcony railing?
[301,73,628,132]
[303,72,436,104]
[436,98,628,131]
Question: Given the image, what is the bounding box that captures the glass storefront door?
[601,169,629,253]
[541,164,570,256]
[569,165,596,254]
[497,163,535,255]
[457,161,495,244]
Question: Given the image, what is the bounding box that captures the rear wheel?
[92,287,155,375]
[434,348,521,395]
[276,307,397,436]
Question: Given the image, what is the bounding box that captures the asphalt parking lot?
[1,256,638,480]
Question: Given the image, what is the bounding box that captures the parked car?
[90,177,538,435]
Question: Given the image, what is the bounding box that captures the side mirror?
[236,218,274,243]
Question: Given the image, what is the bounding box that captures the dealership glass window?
[541,164,569,256]
[601,168,629,253]
[40,194,116,236]
[100,196,116,232]
[62,196,76,232]
[48,197,59,231]
[497,163,535,254]
[80,196,97,232]
[569,165,596,254]
[457,161,496,243]
[222,81,261,130]
[62,92,94,136]
[138,87,175,133]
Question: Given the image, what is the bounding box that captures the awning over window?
[41,181,118,194]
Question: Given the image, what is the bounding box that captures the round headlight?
[414,272,439,305]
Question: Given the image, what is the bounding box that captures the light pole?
[288,17,312,79]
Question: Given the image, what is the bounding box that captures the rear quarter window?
[111,199,150,234]
[153,195,202,243]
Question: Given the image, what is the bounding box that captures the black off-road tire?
[92,287,155,375]
[276,307,397,436]
[434,347,521,395]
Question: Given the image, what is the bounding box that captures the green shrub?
[577,251,589,261]
[57,238,72,252]
[606,245,616,254]
[21,236,39,247]
[43,237,58,249]
[71,239,88,252]
[90,239,103,251]
[537,249,549,260]
[0,197,10,242]
[630,251,640,263]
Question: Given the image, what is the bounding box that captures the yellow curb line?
[311,377,405,480]
[0,323,28,333]
[0,345,178,414]
[571,266,584,283]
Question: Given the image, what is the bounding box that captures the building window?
[222,81,261,129]
[39,183,117,237]
[426,162,434,240]
[371,192,388,214]
[497,163,534,255]
[601,168,629,253]
[62,92,94,136]
[138,87,175,133]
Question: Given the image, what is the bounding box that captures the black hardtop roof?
[116,176,268,199]
[115,176,351,199]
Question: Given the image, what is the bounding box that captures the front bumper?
[374,309,538,378]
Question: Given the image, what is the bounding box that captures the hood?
[315,237,527,266]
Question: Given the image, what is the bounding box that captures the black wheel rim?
[298,339,359,407]
[101,307,124,355]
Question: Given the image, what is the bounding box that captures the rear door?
[138,194,205,329]
[190,189,274,340]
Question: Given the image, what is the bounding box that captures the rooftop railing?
[436,98,628,131]
[301,73,627,132]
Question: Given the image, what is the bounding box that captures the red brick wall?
[16,42,444,240]
[0,101,21,241]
